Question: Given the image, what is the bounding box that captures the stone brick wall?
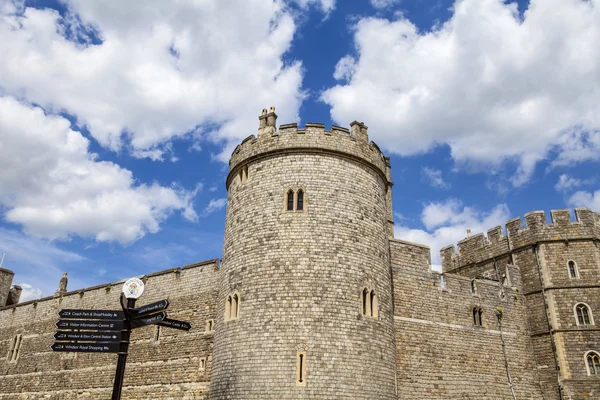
[0,260,220,399]
[392,239,544,399]
[441,209,600,400]
[210,116,397,399]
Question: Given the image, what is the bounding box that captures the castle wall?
[0,260,220,399]
[211,120,397,399]
[441,209,600,400]
[391,239,544,399]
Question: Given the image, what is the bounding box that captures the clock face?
[122,277,145,299]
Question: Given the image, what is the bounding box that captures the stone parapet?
[228,111,388,189]
[442,209,600,273]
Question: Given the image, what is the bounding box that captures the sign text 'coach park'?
[51,277,192,400]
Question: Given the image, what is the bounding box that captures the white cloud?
[203,198,227,216]
[16,283,43,302]
[293,0,336,14]
[370,0,401,10]
[394,199,511,266]
[0,96,198,244]
[0,227,87,298]
[0,0,307,161]
[322,0,600,185]
[554,173,595,192]
[422,167,450,188]
[568,189,600,212]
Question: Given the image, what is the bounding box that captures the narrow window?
[587,352,600,375]
[153,326,161,342]
[473,308,482,326]
[242,165,248,182]
[7,334,22,362]
[232,294,239,319]
[362,288,368,315]
[439,274,446,290]
[296,351,307,386]
[471,280,477,295]
[225,296,232,321]
[568,260,578,279]
[199,357,206,371]
[206,319,214,332]
[287,190,294,211]
[576,304,592,325]
[296,190,304,211]
[370,290,378,318]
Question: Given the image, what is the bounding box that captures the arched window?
[297,190,304,211]
[470,280,477,295]
[232,294,239,319]
[362,288,369,316]
[287,190,295,211]
[586,351,600,375]
[225,295,232,321]
[568,260,579,279]
[370,290,378,318]
[473,307,483,326]
[575,303,593,326]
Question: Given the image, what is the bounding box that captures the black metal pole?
[111,296,135,400]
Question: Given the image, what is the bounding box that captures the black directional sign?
[157,318,192,331]
[132,299,169,318]
[56,319,124,331]
[131,311,166,329]
[58,309,124,319]
[51,342,120,353]
[54,331,122,342]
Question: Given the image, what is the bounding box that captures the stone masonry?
[0,108,599,399]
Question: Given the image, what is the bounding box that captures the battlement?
[227,107,389,188]
[441,208,600,272]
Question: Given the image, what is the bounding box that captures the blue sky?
[1,0,599,301]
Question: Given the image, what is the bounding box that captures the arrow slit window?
[6,334,22,362]
[296,351,307,386]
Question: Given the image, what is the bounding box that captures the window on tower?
[360,288,378,318]
[575,303,593,326]
[586,351,600,375]
[297,189,304,211]
[568,260,579,279]
[225,292,240,321]
[287,190,294,211]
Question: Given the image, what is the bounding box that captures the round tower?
[210,108,397,399]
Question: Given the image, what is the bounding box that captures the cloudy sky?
[1,0,599,301]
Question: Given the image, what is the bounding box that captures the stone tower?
[209,108,397,399]
[0,266,15,307]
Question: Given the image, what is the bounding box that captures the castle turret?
[0,267,15,307]
[54,272,68,297]
[210,109,397,399]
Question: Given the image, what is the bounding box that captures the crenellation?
[331,125,350,135]
[506,216,523,237]
[487,225,503,243]
[551,209,572,225]
[524,210,547,229]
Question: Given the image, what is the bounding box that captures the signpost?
[58,309,124,319]
[51,342,120,353]
[54,331,121,342]
[50,276,192,400]
[56,319,124,331]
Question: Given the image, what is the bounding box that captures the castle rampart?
[440,209,600,400]
[390,239,544,399]
[0,259,221,399]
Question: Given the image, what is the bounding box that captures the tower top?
[227,107,390,189]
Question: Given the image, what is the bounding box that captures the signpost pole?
[111,295,135,400]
